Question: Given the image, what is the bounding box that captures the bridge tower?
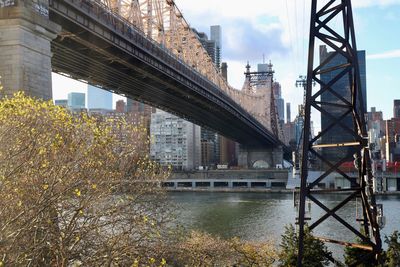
[238,62,284,169]
[0,0,60,100]
[297,0,382,265]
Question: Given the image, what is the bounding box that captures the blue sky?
[53,0,400,126]
[173,0,400,125]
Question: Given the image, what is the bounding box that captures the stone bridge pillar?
[0,0,60,100]
[238,144,283,169]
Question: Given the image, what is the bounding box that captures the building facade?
[54,99,68,108]
[87,85,113,110]
[319,45,367,164]
[393,100,400,119]
[67,92,85,110]
[210,25,221,69]
[286,103,291,123]
[115,99,126,113]
[150,110,201,170]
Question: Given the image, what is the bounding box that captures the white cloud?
[352,0,400,8]
[367,49,400,59]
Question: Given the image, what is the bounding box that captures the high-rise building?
[126,98,155,133]
[273,82,285,124]
[115,99,126,113]
[319,45,367,163]
[366,107,385,160]
[366,107,385,136]
[219,135,238,166]
[127,98,154,114]
[192,26,222,165]
[385,118,400,162]
[283,121,295,146]
[67,92,85,110]
[286,103,291,123]
[210,25,221,69]
[221,62,228,81]
[201,129,220,167]
[192,28,216,64]
[54,99,68,108]
[150,110,201,170]
[87,85,113,110]
[393,100,400,118]
[294,105,305,148]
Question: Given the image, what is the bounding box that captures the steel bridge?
[36,0,287,155]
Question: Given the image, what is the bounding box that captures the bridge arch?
[252,160,270,169]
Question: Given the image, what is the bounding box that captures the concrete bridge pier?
[238,145,283,169]
[0,1,60,100]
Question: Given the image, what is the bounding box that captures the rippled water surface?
[168,192,400,257]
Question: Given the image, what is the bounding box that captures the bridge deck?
[48,0,290,156]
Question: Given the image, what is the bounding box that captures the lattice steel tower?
[297,0,382,265]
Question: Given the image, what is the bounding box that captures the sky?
[53,0,400,128]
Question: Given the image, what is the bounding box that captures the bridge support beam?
[238,145,283,169]
[0,1,60,100]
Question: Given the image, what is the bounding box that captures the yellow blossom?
[74,188,81,197]
[43,184,49,190]
[160,258,166,266]
[131,259,139,267]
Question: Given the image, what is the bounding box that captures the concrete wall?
[170,169,289,181]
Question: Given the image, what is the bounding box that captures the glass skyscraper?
[319,45,367,164]
[210,25,221,69]
[87,85,113,110]
[67,92,85,110]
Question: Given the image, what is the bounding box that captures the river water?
[168,192,400,258]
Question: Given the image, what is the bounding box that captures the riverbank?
[166,187,400,195]
[166,187,292,193]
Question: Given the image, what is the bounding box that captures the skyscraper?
[273,82,285,124]
[286,103,291,123]
[210,25,221,69]
[192,26,222,166]
[192,28,216,64]
[394,100,400,118]
[319,45,367,163]
[67,92,85,110]
[87,85,113,110]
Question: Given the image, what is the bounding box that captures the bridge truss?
[99,0,281,136]
[297,0,382,265]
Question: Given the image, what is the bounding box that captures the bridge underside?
[48,0,288,149]
[0,0,291,160]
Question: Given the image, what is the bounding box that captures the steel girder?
[297,0,382,265]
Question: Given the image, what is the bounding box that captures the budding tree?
[0,92,172,266]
